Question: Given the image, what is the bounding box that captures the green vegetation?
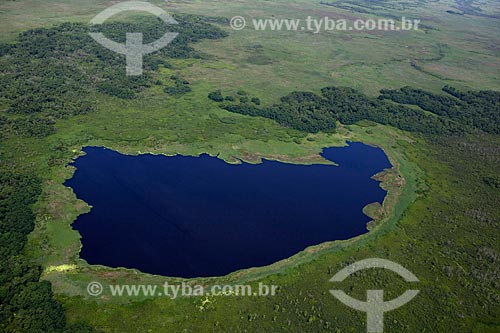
[163,75,192,96]
[0,172,96,332]
[53,133,500,333]
[251,97,261,105]
[0,15,227,138]
[214,86,481,134]
[0,11,227,333]
[379,86,500,133]
[320,0,429,13]
[0,0,499,332]
[208,90,224,102]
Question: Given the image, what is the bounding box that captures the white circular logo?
[330,258,419,333]
[230,16,247,31]
[87,281,104,296]
[89,1,179,76]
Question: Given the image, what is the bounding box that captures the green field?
[1,0,499,332]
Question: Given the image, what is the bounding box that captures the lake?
[65,142,392,278]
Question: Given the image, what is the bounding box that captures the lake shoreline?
[65,142,392,278]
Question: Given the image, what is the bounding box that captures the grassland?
[1,0,499,98]
[1,0,499,332]
[170,0,500,98]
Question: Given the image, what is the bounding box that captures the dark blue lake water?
[65,142,391,278]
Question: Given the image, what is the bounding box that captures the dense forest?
[0,14,228,138]
[212,86,499,135]
[0,172,97,332]
[379,86,500,134]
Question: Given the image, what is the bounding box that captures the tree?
[208,90,224,102]
[251,97,261,105]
